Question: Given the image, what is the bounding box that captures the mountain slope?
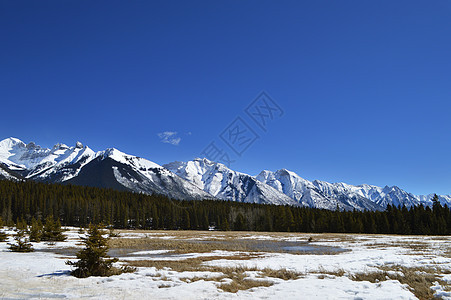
[1,137,450,210]
[256,169,384,211]
[0,138,212,201]
[164,158,299,206]
[256,168,449,209]
[0,137,97,181]
[0,162,23,181]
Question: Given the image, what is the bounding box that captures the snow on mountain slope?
[311,180,385,211]
[256,168,447,210]
[373,185,420,208]
[164,158,299,206]
[256,169,383,211]
[0,137,96,180]
[0,138,212,200]
[0,137,36,170]
[418,194,451,207]
[92,148,213,200]
[1,137,450,210]
[256,169,338,209]
[0,163,22,181]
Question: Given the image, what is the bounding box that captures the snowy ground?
[0,228,450,299]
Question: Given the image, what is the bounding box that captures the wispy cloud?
[158,131,181,146]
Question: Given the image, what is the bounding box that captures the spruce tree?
[234,213,246,231]
[29,217,43,242]
[0,230,7,242]
[67,224,130,278]
[15,218,27,231]
[432,194,441,211]
[8,229,34,252]
[0,217,6,242]
[42,215,66,242]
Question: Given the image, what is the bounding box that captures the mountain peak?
[52,143,69,151]
[194,157,216,165]
[26,141,41,150]
[0,137,26,149]
[102,147,124,157]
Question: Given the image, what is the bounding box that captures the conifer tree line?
[0,180,450,235]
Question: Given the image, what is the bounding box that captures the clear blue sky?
[1,1,450,195]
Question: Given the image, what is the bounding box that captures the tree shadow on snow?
[37,270,71,277]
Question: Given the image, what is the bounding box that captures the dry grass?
[350,265,449,300]
[218,278,273,293]
[109,236,261,254]
[124,256,303,293]
[179,266,276,293]
[260,267,303,280]
[310,263,451,299]
[313,266,346,277]
[114,230,428,248]
[108,234,345,255]
[366,241,430,253]
[124,254,262,272]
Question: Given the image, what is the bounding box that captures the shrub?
[41,216,66,242]
[8,229,34,252]
[67,224,135,278]
[0,230,7,242]
[29,217,43,242]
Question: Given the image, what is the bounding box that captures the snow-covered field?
[0,228,450,299]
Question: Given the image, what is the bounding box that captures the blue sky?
[1,1,450,195]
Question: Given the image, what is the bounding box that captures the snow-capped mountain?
[65,148,212,200]
[417,194,451,207]
[0,137,96,181]
[256,168,450,210]
[0,162,22,181]
[256,169,383,211]
[1,137,450,210]
[164,158,298,206]
[0,137,211,200]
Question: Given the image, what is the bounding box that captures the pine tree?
[42,215,66,241]
[66,224,133,278]
[182,210,191,230]
[432,194,441,211]
[0,217,6,242]
[0,230,7,242]
[29,217,43,242]
[220,216,230,231]
[15,218,27,231]
[234,213,246,231]
[8,229,34,252]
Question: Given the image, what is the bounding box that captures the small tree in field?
[0,230,7,242]
[0,217,6,242]
[9,229,34,252]
[66,224,134,278]
[42,216,66,242]
[29,217,43,242]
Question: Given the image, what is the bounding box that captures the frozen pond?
[108,239,348,259]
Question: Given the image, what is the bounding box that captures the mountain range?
[1,137,450,210]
